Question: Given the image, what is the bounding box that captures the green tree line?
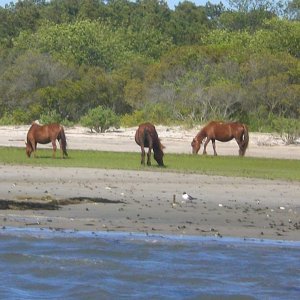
[0,0,299,136]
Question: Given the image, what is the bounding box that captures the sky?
[0,0,224,10]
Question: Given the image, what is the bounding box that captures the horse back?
[135,123,159,148]
[205,121,244,141]
[27,123,62,144]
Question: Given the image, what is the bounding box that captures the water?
[0,228,299,299]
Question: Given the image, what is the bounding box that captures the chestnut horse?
[135,122,165,166]
[26,123,68,158]
[191,121,249,156]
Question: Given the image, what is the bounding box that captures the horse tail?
[60,126,68,157]
[241,124,249,156]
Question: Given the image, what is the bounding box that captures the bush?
[0,113,15,125]
[120,103,173,127]
[12,109,32,124]
[80,106,120,133]
[272,117,300,145]
[121,110,145,127]
[39,111,62,124]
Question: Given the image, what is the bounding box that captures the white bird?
[182,192,197,203]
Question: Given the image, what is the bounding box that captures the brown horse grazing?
[191,121,249,156]
[135,122,165,167]
[26,123,68,158]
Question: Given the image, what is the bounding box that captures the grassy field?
[0,146,299,181]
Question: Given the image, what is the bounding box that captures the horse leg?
[52,140,57,159]
[147,148,151,166]
[203,138,210,155]
[33,142,37,158]
[141,146,146,165]
[30,141,37,158]
[235,138,243,156]
[212,139,217,156]
[147,136,153,166]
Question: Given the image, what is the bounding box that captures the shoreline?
[1,165,299,241]
[2,226,300,245]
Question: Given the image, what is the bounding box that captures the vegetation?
[0,0,299,142]
[80,105,120,132]
[0,147,299,181]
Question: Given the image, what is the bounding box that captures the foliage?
[167,1,210,45]
[120,103,173,127]
[0,112,15,125]
[80,106,120,133]
[251,18,300,57]
[13,20,136,70]
[39,110,62,124]
[272,117,300,144]
[121,110,146,127]
[11,108,32,124]
[0,0,299,136]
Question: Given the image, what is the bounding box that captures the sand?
[0,125,299,240]
[2,124,300,159]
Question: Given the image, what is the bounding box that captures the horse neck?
[152,138,160,150]
[196,129,206,142]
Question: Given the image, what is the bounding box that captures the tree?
[80,105,120,133]
[218,9,275,31]
[251,18,300,58]
[0,49,73,119]
[168,1,210,45]
[286,0,300,20]
[205,1,226,21]
[13,19,171,69]
[41,0,81,23]
[133,0,171,32]
[227,0,282,13]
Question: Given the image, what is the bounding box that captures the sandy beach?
[0,125,299,240]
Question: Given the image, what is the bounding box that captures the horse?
[191,121,249,156]
[25,122,68,158]
[135,122,165,167]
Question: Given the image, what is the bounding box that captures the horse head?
[191,138,201,154]
[154,142,165,167]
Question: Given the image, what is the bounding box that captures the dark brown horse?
[135,122,165,166]
[191,121,249,156]
[26,122,68,158]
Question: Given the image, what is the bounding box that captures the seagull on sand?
[182,192,197,204]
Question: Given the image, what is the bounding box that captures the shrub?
[12,109,31,124]
[0,113,15,125]
[272,117,300,145]
[80,106,120,133]
[120,103,173,127]
[121,110,145,127]
[39,111,62,124]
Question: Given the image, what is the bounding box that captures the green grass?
[1,147,299,181]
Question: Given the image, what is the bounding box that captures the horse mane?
[196,127,207,142]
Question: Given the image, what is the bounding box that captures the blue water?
[0,228,299,299]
